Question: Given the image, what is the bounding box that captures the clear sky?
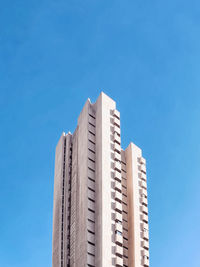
[0,0,200,266]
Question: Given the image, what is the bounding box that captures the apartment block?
[52,92,150,267]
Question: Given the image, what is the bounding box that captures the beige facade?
[52,92,150,267]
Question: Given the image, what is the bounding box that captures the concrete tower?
[52,92,149,267]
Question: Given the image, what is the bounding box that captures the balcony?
[114,132,121,145]
[88,199,95,211]
[139,164,146,174]
[139,157,146,165]
[142,214,148,223]
[114,151,121,161]
[121,171,127,180]
[122,195,127,205]
[140,188,147,198]
[87,243,95,255]
[113,109,120,119]
[122,212,128,221]
[123,220,128,230]
[114,171,121,182]
[116,256,123,267]
[123,238,128,248]
[142,257,149,267]
[88,141,95,152]
[123,257,128,266]
[87,254,95,266]
[115,212,122,222]
[115,223,123,233]
[87,220,95,233]
[122,203,128,213]
[115,181,122,192]
[88,115,95,125]
[114,125,121,136]
[88,149,95,161]
[87,232,95,243]
[114,161,121,173]
[115,191,122,203]
[141,205,148,215]
[115,202,122,213]
[139,180,147,189]
[87,209,95,222]
[142,240,149,250]
[115,234,123,246]
[121,178,127,187]
[122,187,127,196]
[113,116,120,128]
[88,189,95,200]
[123,229,128,239]
[141,249,149,258]
[88,131,95,143]
[115,245,123,257]
[140,196,148,206]
[88,159,95,171]
[123,247,128,257]
[114,142,121,154]
[141,230,149,241]
[141,222,149,231]
[139,172,147,181]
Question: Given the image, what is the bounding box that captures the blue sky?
[0,0,200,266]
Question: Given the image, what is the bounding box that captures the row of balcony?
[112,110,126,267]
[113,109,121,137]
[138,157,149,267]
[87,116,96,246]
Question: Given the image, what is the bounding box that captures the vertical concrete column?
[75,100,91,267]
[95,92,116,267]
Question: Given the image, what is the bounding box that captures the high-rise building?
[52,92,149,267]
